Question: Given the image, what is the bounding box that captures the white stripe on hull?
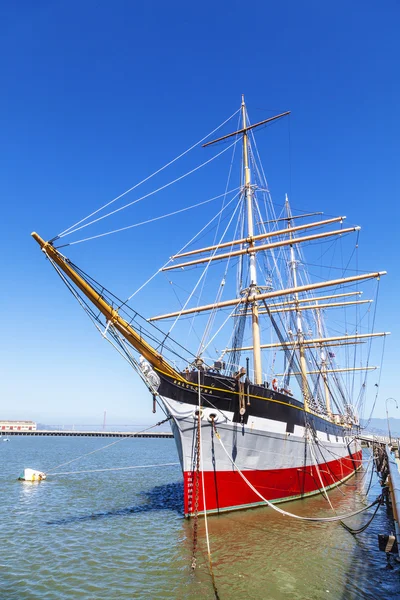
[162,397,360,474]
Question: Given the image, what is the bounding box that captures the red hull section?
[184,450,363,515]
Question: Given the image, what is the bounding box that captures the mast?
[315,304,332,417]
[242,96,262,384]
[201,100,290,383]
[286,195,310,411]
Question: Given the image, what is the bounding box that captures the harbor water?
[1,436,399,599]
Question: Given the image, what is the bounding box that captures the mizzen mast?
[285,195,310,410]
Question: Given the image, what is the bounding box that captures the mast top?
[202,103,290,148]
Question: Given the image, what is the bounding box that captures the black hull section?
[157,370,355,439]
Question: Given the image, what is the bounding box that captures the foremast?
[241,96,262,384]
[201,98,291,384]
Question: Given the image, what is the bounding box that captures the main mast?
[241,96,262,384]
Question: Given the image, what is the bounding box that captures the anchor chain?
[211,416,220,439]
[191,408,201,570]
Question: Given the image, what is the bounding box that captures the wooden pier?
[386,444,400,559]
[3,430,173,438]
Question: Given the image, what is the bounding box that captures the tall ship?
[32,97,388,516]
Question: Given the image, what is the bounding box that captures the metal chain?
[191,409,201,570]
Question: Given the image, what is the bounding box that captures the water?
[0,437,399,599]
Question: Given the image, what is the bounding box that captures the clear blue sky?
[1,1,399,425]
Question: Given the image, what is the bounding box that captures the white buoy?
[18,468,46,482]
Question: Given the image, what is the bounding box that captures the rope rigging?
[55,107,241,240]
[46,254,197,375]
[55,188,241,248]
[122,190,242,305]
[37,99,387,435]
[56,138,240,242]
[46,416,173,474]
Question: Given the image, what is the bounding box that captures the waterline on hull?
[184,463,363,517]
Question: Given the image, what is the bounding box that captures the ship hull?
[182,455,362,515]
[150,369,361,516]
[159,389,361,516]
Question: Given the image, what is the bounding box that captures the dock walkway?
[3,430,173,438]
[387,444,400,558]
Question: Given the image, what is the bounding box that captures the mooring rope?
[49,462,180,476]
[198,377,220,600]
[46,417,172,474]
[307,428,337,512]
[340,494,383,535]
[212,421,381,523]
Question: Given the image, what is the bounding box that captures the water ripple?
[0,437,399,599]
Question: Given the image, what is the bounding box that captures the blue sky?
[1,1,399,425]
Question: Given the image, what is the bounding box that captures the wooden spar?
[220,340,366,356]
[31,232,180,379]
[267,299,372,313]
[275,366,378,376]
[172,216,346,259]
[256,291,362,308]
[231,291,363,317]
[224,331,390,353]
[301,340,366,350]
[202,111,290,147]
[149,271,386,321]
[162,225,360,271]
[233,299,372,316]
[259,211,323,225]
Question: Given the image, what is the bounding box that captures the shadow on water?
[338,465,400,600]
[46,481,184,525]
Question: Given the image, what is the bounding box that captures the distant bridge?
[3,430,173,439]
